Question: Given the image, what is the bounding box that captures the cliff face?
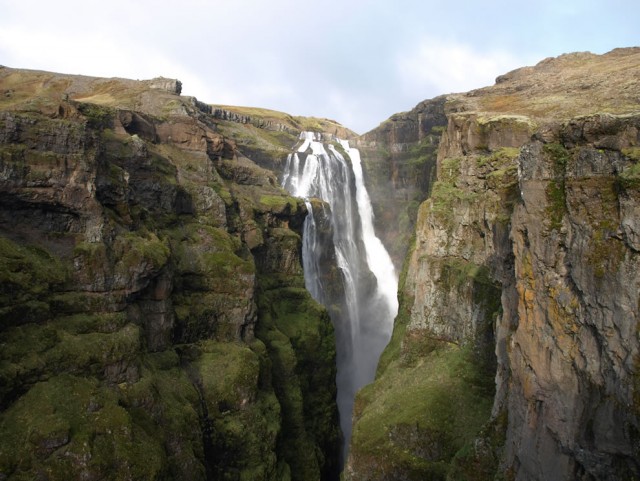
[348,48,640,480]
[355,97,447,269]
[501,113,640,480]
[2,47,639,481]
[0,67,340,480]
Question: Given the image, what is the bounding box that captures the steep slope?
[0,67,340,480]
[348,47,640,480]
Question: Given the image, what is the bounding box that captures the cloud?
[396,37,531,96]
[1,0,638,133]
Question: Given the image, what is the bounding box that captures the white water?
[282,132,398,462]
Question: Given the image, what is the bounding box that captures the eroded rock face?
[355,96,448,268]
[348,48,640,481]
[0,68,339,481]
[499,115,640,480]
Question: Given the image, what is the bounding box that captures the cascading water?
[282,132,398,462]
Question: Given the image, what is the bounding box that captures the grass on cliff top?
[458,49,640,120]
[0,70,71,112]
[212,104,355,136]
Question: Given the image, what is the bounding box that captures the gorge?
[1,47,639,481]
[281,132,398,459]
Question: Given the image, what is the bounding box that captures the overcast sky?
[1,0,638,134]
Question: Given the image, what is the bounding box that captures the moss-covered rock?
[256,284,340,481]
[348,344,494,481]
[0,66,341,481]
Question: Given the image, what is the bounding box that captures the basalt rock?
[348,47,640,481]
[355,96,448,269]
[0,67,340,480]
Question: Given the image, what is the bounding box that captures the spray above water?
[282,132,398,462]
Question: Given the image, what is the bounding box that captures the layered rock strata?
[0,67,340,480]
[348,48,640,481]
[355,96,447,269]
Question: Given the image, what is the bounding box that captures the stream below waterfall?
[282,132,398,462]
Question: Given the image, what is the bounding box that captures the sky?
[1,0,638,134]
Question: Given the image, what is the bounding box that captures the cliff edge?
[349,47,640,481]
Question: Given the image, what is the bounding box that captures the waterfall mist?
[282,132,398,462]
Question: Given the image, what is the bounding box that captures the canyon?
[0,47,639,481]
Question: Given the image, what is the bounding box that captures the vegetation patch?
[429,181,476,227]
[622,147,640,162]
[0,374,166,480]
[77,102,114,130]
[255,282,339,480]
[543,142,570,231]
[0,237,68,327]
[618,161,640,190]
[585,221,627,279]
[259,194,298,213]
[476,147,520,169]
[351,344,495,481]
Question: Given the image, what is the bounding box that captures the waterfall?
[282,132,398,462]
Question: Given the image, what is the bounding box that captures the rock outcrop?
[0,67,340,480]
[348,47,640,481]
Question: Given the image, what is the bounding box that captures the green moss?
[622,147,640,162]
[115,232,170,274]
[476,147,520,169]
[168,223,254,339]
[439,157,461,183]
[586,221,627,278]
[77,102,114,130]
[618,162,640,190]
[441,259,491,290]
[191,340,284,480]
[543,142,570,231]
[259,195,298,212]
[0,237,67,299]
[48,323,140,372]
[47,291,118,315]
[331,141,349,160]
[446,407,508,481]
[429,181,476,227]
[545,180,566,230]
[122,354,205,480]
[255,283,339,480]
[214,185,233,205]
[0,320,141,405]
[197,340,260,411]
[0,237,69,327]
[0,374,166,480]
[351,344,495,480]
[544,142,570,173]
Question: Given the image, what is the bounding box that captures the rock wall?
[499,114,640,480]
[0,69,340,481]
[355,96,447,269]
[348,48,640,481]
